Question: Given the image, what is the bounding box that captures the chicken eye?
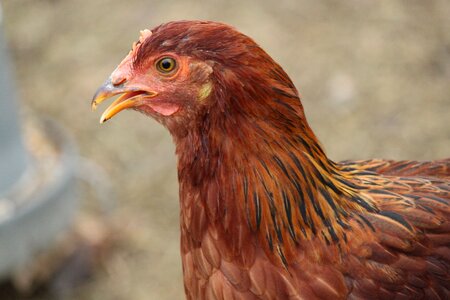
[156,57,176,73]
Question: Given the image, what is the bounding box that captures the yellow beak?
[91,78,157,123]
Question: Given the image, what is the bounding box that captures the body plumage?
[92,21,450,299]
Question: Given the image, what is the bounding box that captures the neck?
[174,65,376,266]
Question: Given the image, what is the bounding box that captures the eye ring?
[156,57,177,74]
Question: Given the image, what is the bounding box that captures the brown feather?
[95,21,450,299]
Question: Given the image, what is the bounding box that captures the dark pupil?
[161,59,172,70]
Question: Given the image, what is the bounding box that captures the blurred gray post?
[0,12,29,195]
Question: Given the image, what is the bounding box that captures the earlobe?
[198,82,213,102]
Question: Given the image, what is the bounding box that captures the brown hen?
[92,21,450,299]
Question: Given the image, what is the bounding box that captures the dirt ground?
[2,0,450,299]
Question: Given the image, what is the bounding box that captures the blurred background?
[1,0,449,299]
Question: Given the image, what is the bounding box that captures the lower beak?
[91,78,157,123]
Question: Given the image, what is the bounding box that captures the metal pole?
[0,10,30,195]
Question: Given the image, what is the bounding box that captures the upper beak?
[91,78,157,123]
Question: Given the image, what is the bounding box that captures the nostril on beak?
[111,76,126,87]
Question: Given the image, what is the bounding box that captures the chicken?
[92,21,450,299]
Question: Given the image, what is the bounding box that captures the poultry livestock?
[92,21,450,299]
